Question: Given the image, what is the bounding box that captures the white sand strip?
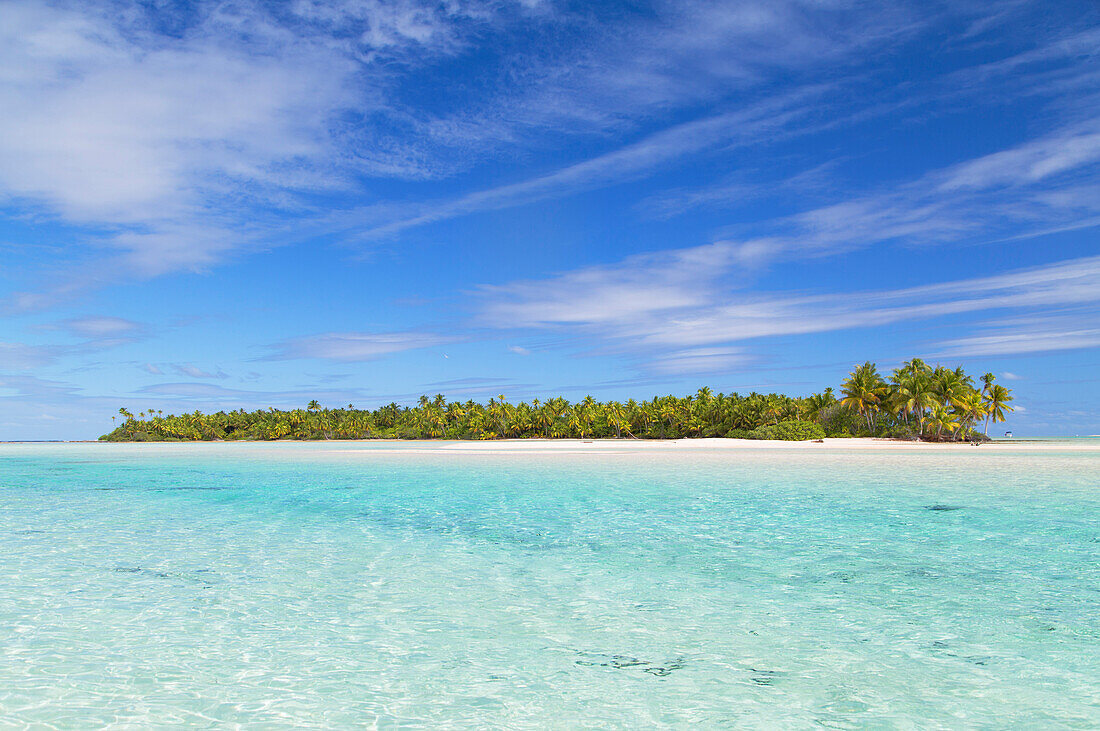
[323,437,1100,455]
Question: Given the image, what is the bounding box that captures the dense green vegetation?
[748,420,827,441]
[101,358,1012,442]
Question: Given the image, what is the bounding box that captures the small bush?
[884,425,919,441]
[748,420,826,441]
[725,428,751,439]
[748,422,827,439]
[817,404,857,436]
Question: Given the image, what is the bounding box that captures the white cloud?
[339,107,1100,265]
[479,240,750,329]
[342,88,826,240]
[0,3,357,219]
[0,0,548,303]
[0,342,58,370]
[1,0,1071,307]
[507,345,531,355]
[933,312,1100,358]
[647,347,750,375]
[936,328,1100,358]
[641,161,839,220]
[58,316,143,339]
[267,331,460,362]
[477,245,1100,369]
[0,373,80,399]
[677,121,1100,270]
[171,364,228,379]
[142,363,164,375]
[498,0,918,131]
[0,1,362,298]
[951,26,1100,88]
[937,126,1100,192]
[290,0,513,52]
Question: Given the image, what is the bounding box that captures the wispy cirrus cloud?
[0,342,59,370]
[4,0,874,290]
[1,316,149,370]
[3,0,1082,310]
[637,23,1100,230]
[702,120,1100,265]
[478,240,743,329]
[477,243,1100,371]
[170,364,228,380]
[0,0,542,305]
[933,312,1100,358]
[290,0,507,53]
[56,316,145,339]
[936,327,1100,359]
[937,125,1100,192]
[647,348,751,375]
[949,25,1100,94]
[0,373,79,399]
[640,161,839,220]
[494,0,920,130]
[329,5,1100,244]
[339,87,1100,253]
[267,331,460,362]
[0,1,354,300]
[339,88,828,240]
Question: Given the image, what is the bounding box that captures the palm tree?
[606,402,629,438]
[925,405,960,440]
[932,368,969,411]
[101,358,1011,444]
[840,362,887,433]
[899,357,930,376]
[892,374,936,436]
[803,388,836,423]
[953,390,987,441]
[983,384,1014,435]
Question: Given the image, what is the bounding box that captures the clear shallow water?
[0,443,1097,728]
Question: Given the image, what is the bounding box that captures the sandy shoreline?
[5,437,1096,454]
[317,437,1100,454]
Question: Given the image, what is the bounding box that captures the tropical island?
[100,359,1013,443]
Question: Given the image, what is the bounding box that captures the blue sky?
[2,0,1099,439]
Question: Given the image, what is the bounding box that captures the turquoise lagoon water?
[0,442,1097,728]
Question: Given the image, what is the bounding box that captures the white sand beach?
[326,437,1100,455]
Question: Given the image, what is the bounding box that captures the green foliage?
[747,420,825,441]
[883,425,919,441]
[816,403,857,436]
[99,359,1013,443]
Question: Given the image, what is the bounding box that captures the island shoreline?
[24,437,1096,452]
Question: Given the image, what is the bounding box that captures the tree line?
[101,358,1012,442]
